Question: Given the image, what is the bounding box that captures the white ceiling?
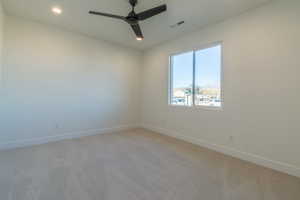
[2,0,272,50]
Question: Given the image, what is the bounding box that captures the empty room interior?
[1,0,300,199]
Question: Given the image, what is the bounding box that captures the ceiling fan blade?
[130,24,144,39]
[89,11,125,20]
[137,5,167,21]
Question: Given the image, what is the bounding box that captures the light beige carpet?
[0,129,299,200]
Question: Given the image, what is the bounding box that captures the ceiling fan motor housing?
[126,11,139,25]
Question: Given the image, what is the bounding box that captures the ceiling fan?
[89,0,167,40]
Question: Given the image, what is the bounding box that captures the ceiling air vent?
[170,21,185,28]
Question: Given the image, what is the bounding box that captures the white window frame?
[168,42,224,111]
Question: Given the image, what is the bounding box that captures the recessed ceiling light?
[136,37,143,41]
[52,7,62,15]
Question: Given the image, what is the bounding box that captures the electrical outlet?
[229,135,234,143]
[55,124,60,129]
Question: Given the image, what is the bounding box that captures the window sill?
[168,104,223,111]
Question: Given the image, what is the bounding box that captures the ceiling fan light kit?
[89,0,167,41]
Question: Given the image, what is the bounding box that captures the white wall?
[0,16,141,146]
[141,0,300,177]
[0,1,4,87]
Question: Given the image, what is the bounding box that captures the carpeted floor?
[0,129,299,200]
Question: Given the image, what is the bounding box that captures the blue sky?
[172,45,221,89]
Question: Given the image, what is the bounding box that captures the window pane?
[195,45,222,107]
[170,51,193,106]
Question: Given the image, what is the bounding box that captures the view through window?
[170,51,193,106]
[170,44,222,107]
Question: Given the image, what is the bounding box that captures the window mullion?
[192,50,196,106]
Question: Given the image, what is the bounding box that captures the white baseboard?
[0,125,138,151]
[141,124,300,178]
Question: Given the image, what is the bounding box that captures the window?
[169,44,222,108]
